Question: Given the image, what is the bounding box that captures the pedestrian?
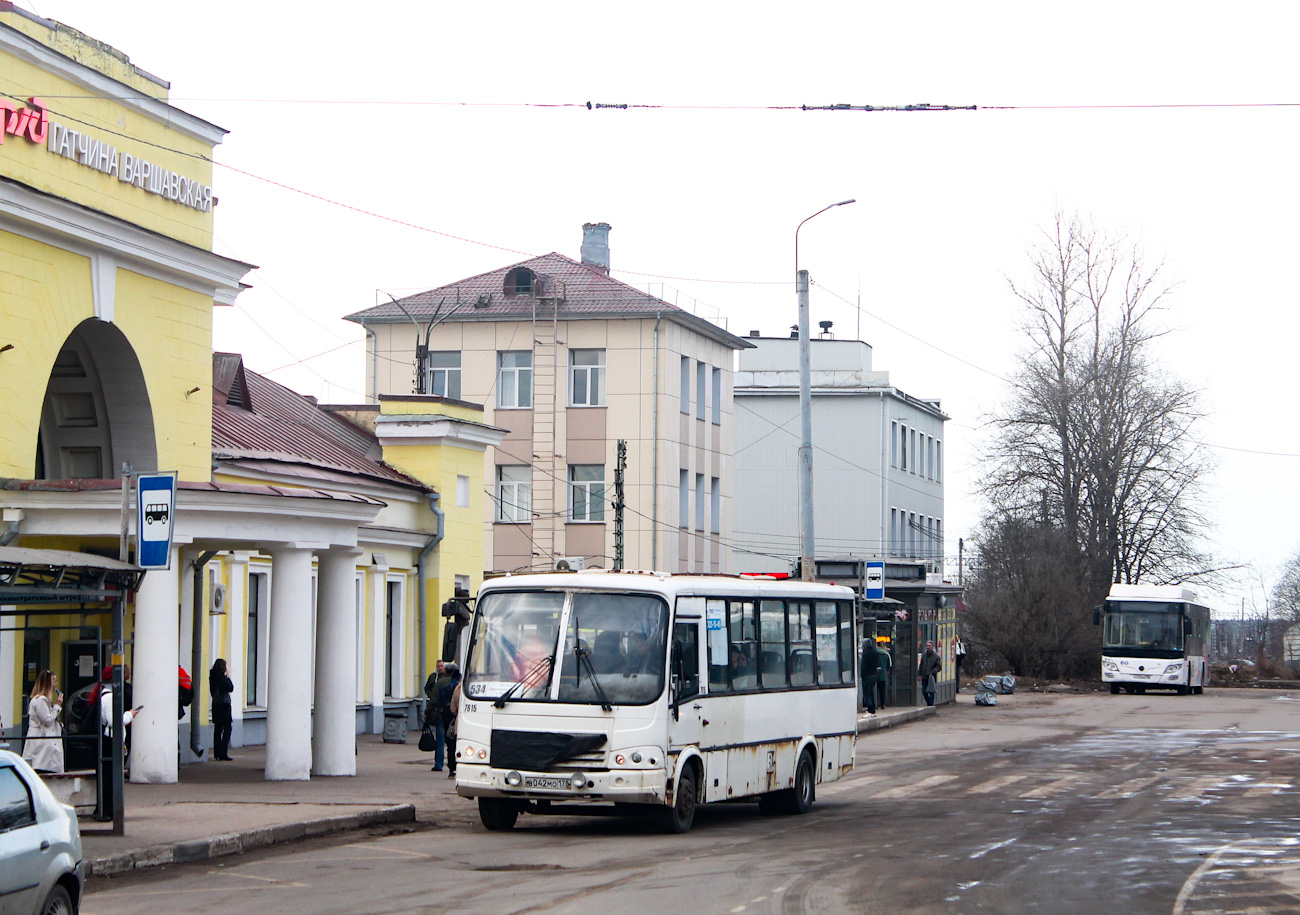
[210,659,234,761]
[954,638,968,690]
[23,669,64,774]
[96,666,143,820]
[446,679,462,778]
[424,660,460,772]
[178,666,194,719]
[859,638,879,714]
[876,642,892,709]
[919,640,942,706]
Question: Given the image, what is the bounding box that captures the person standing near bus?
[859,638,879,714]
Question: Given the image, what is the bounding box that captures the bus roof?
[1106,583,1199,603]
[479,569,856,600]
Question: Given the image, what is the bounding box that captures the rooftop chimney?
[581,222,611,273]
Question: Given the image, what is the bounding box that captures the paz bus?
[1099,584,1211,694]
[454,570,858,833]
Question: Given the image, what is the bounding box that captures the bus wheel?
[789,752,815,815]
[1109,684,1120,694]
[660,767,697,834]
[479,797,520,831]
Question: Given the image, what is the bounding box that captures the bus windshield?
[1103,601,1184,651]
[464,589,668,706]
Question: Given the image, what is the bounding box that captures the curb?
[857,706,937,734]
[88,804,417,877]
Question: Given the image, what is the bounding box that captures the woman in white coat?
[23,669,63,774]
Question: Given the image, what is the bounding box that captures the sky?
[25,1,1300,618]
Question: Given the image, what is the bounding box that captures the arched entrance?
[36,319,157,480]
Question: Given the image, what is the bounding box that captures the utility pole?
[794,199,854,581]
[613,440,626,571]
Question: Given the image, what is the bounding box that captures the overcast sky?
[29,1,1300,616]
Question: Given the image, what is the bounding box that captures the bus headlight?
[504,770,523,787]
[1103,661,1119,672]
[570,772,586,790]
[1166,663,1183,673]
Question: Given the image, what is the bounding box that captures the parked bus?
[1100,584,1211,694]
[454,570,858,833]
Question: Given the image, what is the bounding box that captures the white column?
[313,549,360,775]
[226,553,248,746]
[130,546,180,784]
[266,548,314,780]
[368,562,388,733]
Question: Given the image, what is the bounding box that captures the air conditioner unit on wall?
[555,557,586,571]
[210,583,227,614]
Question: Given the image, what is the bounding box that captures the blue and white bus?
[454,570,858,833]
[1100,584,1211,695]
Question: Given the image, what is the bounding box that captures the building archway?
[36,319,157,480]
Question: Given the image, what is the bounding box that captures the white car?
[0,750,83,914]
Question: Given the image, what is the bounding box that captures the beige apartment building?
[346,224,751,575]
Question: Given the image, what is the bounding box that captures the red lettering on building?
[0,98,49,145]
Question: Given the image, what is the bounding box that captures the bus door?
[668,617,705,754]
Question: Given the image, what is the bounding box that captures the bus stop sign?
[136,472,177,569]
[866,561,885,600]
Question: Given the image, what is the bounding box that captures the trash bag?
[974,691,998,706]
[978,675,1017,695]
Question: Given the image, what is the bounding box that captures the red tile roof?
[344,252,750,349]
[211,356,428,492]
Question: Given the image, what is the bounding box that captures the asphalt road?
[82,689,1300,915]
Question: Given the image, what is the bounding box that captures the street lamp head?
[832,198,856,207]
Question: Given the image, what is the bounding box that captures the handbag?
[418,726,437,752]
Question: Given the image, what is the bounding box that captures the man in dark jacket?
[423,660,460,772]
[919,641,942,706]
[859,639,879,713]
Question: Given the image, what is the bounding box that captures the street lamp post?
[795,199,856,581]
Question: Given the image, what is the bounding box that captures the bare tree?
[982,212,1213,598]
[963,516,1096,679]
[1270,547,1300,625]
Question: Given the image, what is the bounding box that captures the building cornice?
[0,177,254,304]
[374,414,508,451]
[0,20,228,145]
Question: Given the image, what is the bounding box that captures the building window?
[935,519,942,562]
[497,351,532,408]
[679,469,690,527]
[695,473,705,531]
[504,267,536,296]
[910,429,918,473]
[427,352,461,400]
[936,440,942,482]
[890,508,897,554]
[570,349,606,406]
[696,362,707,420]
[711,367,722,425]
[900,425,908,471]
[246,571,265,707]
[891,421,898,467]
[456,474,470,508]
[680,356,691,415]
[710,476,720,534]
[569,465,606,522]
[385,579,403,698]
[497,465,532,522]
[927,437,935,480]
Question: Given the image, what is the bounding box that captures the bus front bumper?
[454,764,667,805]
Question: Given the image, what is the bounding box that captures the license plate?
[524,777,570,790]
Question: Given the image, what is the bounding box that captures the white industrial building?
[731,333,948,576]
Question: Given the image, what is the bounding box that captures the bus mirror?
[1092,606,1101,626]
[670,674,681,720]
[1183,617,1193,635]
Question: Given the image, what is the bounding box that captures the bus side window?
[672,622,700,700]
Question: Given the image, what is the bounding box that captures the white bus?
[454,570,858,833]
[1100,584,1212,695]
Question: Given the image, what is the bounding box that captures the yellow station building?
[0,4,499,782]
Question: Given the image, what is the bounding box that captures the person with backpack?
[859,638,879,714]
[918,641,942,707]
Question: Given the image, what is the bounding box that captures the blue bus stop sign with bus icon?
[136,472,177,569]
[866,561,885,600]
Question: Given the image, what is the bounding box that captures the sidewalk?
[82,706,933,878]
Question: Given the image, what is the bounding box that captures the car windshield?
[1104,602,1184,651]
[464,589,668,706]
